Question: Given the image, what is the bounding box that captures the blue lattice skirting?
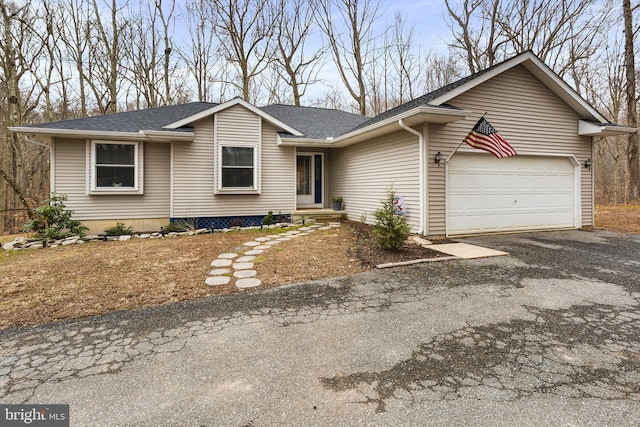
[170,214,291,230]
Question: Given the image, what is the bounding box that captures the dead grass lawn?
[1,204,637,330]
[595,204,640,234]
[1,225,379,329]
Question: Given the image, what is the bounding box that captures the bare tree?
[88,0,127,113]
[208,0,275,102]
[623,0,639,201]
[445,0,500,73]
[422,51,463,93]
[445,0,611,78]
[59,0,92,116]
[0,0,46,229]
[272,0,323,106]
[179,0,218,102]
[314,0,383,115]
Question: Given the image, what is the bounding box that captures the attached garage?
[446,154,580,236]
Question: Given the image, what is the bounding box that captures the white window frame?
[216,144,259,194]
[88,140,144,195]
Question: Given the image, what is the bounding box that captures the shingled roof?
[23,102,217,133]
[260,104,368,139]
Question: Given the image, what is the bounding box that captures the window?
[220,146,255,189]
[90,141,142,193]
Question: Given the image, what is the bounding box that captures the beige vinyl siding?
[427,64,593,235]
[54,138,170,220]
[330,129,421,231]
[172,104,295,217]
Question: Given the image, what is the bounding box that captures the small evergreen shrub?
[373,190,410,251]
[24,193,88,240]
[262,211,276,226]
[104,222,134,236]
[163,221,190,233]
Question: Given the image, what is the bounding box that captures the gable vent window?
[221,146,255,189]
[89,140,143,194]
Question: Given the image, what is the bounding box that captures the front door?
[296,154,323,207]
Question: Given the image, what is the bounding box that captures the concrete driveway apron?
[1,229,639,426]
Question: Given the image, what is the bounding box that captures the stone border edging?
[0,222,301,251]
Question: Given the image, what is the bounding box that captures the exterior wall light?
[434,151,443,166]
[584,158,592,170]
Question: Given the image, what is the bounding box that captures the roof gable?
[347,51,610,134]
[163,97,304,136]
[427,51,608,124]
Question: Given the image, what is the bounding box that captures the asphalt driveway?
[1,229,639,426]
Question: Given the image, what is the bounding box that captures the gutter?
[8,127,195,143]
[398,119,426,235]
[279,105,470,147]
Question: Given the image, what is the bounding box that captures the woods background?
[1,0,638,233]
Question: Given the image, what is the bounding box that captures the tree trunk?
[623,0,639,202]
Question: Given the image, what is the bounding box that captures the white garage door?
[447,154,578,235]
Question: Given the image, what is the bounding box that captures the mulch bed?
[344,220,452,267]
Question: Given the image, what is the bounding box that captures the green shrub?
[262,211,276,226]
[373,190,410,251]
[163,221,190,233]
[24,193,88,240]
[104,222,134,236]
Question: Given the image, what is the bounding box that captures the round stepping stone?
[329,222,341,227]
[211,259,232,267]
[243,241,261,247]
[234,270,257,278]
[298,227,311,231]
[236,255,256,263]
[208,268,230,275]
[318,226,331,230]
[205,276,231,286]
[233,262,254,270]
[309,224,322,228]
[255,237,271,242]
[236,278,261,289]
[218,253,238,259]
[267,235,281,239]
[255,245,271,250]
[276,237,291,241]
[245,249,264,255]
[286,230,301,235]
[265,240,281,246]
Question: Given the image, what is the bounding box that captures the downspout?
[398,119,425,235]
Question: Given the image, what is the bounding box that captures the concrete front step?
[292,209,346,223]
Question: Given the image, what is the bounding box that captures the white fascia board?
[9,127,145,141]
[9,126,194,142]
[277,137,335,147]
[280,105,470,147]
[578,120,637,137]
[140,129,194,142]
[428,51,609,124]
[162,97,304,136]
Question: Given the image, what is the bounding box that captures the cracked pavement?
[1,229,640,425]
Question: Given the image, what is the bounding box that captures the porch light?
[584,158,592,170]
[434,151,443,166]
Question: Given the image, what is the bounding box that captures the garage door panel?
[447,154,577,235]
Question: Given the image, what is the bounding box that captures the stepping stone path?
[206,222,341,289]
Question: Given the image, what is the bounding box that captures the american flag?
[463,117,517,158]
